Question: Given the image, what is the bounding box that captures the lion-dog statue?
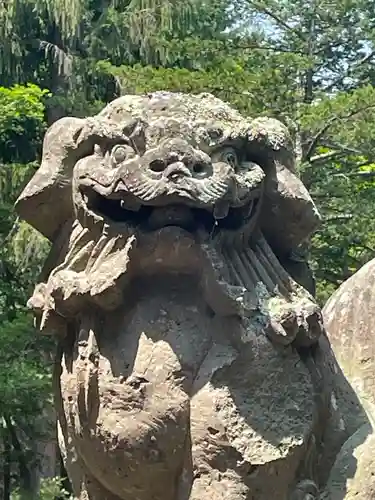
[15,92,372,499]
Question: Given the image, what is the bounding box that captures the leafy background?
[0,0,374,497]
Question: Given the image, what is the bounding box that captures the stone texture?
[322,258,375,500]
[15,92,368,499]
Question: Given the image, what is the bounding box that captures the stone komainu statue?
[15,93,373,499]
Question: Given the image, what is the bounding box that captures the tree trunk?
[3,415,34,499]
[2,430,11,500]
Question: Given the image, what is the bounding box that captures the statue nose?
[148,152,211,178]
[163,162,192,180]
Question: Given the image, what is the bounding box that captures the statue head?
[16,92,319,255]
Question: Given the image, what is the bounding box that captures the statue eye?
[111,144,135,165]
[212,147,240,169]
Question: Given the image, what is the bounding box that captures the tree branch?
[303,117,341,162]
[229,42,306,54]
[320,140,364,156]
[332,170,375,179]
[1,216,20,247]
[170,37,308,56]
[313,39,345,55]
[323,50,375,92]
[323,214,353,222]
[309,150,375,167]
[303,104,375,162]
[309,150,347,164]
[304,0,317,104]
[245,1,306,41]
[310,192,348,199]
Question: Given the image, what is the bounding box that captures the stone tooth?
[94,144,102,156]
[120,199,141,211]
[213,200,230,220]
[244,199,254,218]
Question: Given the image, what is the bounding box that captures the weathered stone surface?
[16,92,367,499]
[323,258,375,411]
[322,258,375,499]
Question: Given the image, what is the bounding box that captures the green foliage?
[83,0,235,66]
[0,84,50,279]
[96,48,308,116]
[11,477,72,500]
[0,313,53,419]
[0,82,51,498]
[0,0,234,91]
[0,85,50,163]
[309,153,375,303]
[1,0,375,495]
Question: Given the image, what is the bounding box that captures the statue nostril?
[149,159,166,172]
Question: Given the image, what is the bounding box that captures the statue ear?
[15,116,86,241]
[245,118,321,256]
[15,114,140,241]
[261,161,321,256]
[122,118,147,155]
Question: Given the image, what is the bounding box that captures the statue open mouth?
[81,187,261,235]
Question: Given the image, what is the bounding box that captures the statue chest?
[102,287,215,384]
[58,277,315,500]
